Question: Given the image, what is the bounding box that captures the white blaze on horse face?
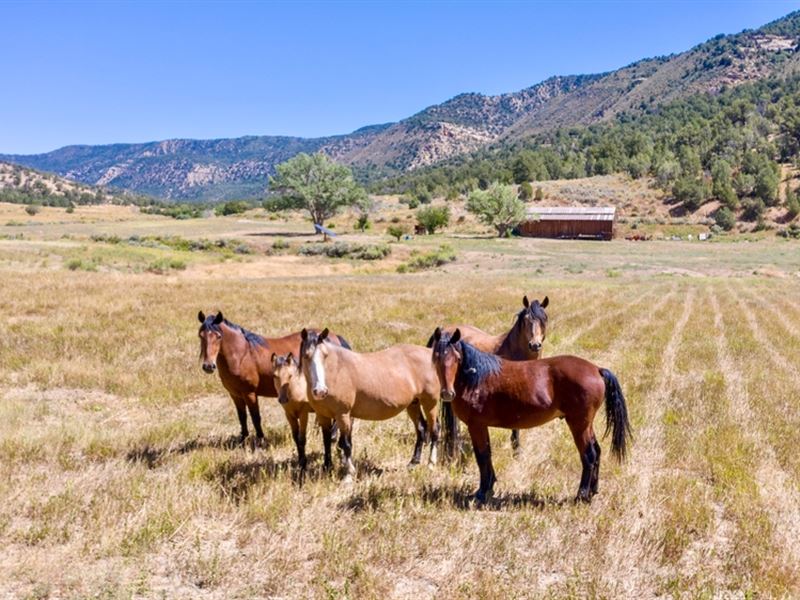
[310,345,328,399]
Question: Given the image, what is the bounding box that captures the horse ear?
[523,295,529,308]
[213,312,224,325]
[319,328,329,341]
[271,353,277,366]
[198,311,205,323]
[541,296,549,309]
[301,328,308,341]
[427,327,441,348]
[451,328,461,345]
[287,352,296,366]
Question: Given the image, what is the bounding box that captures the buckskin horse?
[197,311,350,445]
[300,328,440,479]
[271,352,314,469]
[429,295,549,455]
[430,327,631,504]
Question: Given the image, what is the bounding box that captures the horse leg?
[405,402,425,466]
[246,394,265,441]
[569,421,598,503]
[590,436,601,496]
[297,408,309,471]
[467,422,495,504]
[232,395,248,443]
[510,429,521,455]
[335,413,355,480]
[421,398,440,466]
[317,415,334,472]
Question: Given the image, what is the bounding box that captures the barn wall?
[518,219,613,240]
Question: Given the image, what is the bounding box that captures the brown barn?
[517,206,616,240]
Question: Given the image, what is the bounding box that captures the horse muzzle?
[440,389,455,403]
[529,342,542,352]
[312,387,328,400]
[278,391,289,405]
[202,363,216,374]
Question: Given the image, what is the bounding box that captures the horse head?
[197,311,225,373]
[301,327,330,400]
[520,295,549,355]
[271,352,300,405]
[430,327,462,402]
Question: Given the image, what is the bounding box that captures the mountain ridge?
[3,11,800,200]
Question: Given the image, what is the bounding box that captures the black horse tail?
[600,368,632,462]
[337,335,352,350]
[440,400,460,460]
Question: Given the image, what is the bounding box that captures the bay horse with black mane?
[197,311,350,446]
[428,295,549,455]
[300,328,440,479]
[430,327,631,504]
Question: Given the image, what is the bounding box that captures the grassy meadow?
[1,202,800,598]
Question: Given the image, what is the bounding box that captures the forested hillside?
[378,75,800,228]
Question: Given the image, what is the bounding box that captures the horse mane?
[459,341,501,390]
[202,316,268,348]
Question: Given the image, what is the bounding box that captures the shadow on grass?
[126,428,287,469]
[245,231,317,238]
[419,482,568,511]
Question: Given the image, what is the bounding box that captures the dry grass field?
[1,202,800,598]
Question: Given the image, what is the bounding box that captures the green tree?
[518,181,533,201]
[711,160,739,209]
[467,182,526,237]
[534,186,544,202]
[386,224,407,241]
[672,176,709,212]
[416,205,450,234]
[714,206,736,231]
[786,184,800,220]
[25,204,40,216]
[269,152,366,226]
[754,161,780,206]
[742,197,766,221]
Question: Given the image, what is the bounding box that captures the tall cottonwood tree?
[269,152,367,226]
[467,182,526,237]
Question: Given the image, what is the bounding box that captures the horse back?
[447,325,502,353]
[333,344,438,418]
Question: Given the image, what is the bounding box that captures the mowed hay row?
[2,267,800,598]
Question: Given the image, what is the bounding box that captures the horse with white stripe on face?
[299,328,440,479]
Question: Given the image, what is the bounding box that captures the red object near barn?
[517,206,616,240]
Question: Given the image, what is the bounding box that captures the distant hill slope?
[0,161,127,205]
[3,11,800,200]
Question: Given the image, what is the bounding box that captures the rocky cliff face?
[3,12,799,200]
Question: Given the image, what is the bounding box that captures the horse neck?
[496,320,528,359]
[217,323,251,373]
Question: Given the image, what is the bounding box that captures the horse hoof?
[407,459,420,469]
[473,489,493,506]
[574,491,592,504]
[341,474,354,485]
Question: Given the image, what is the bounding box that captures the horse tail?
[337,335,352,350]
[600,368,632,462]
[440,400,459,460]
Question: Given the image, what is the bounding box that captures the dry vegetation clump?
[1,204,800,597]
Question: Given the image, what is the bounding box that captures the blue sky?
[2,1,799,154]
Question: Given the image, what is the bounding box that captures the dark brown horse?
[430,327,631,504]
[197,311,350,445]
[428,295,549,454]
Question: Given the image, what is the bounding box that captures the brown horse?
[197,311,350,444]
[430,327,631,504]
[428,295,549,454]
[300,328,440,478]
[271,352,314,469]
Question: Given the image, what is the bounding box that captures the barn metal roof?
[524,206,616,221]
